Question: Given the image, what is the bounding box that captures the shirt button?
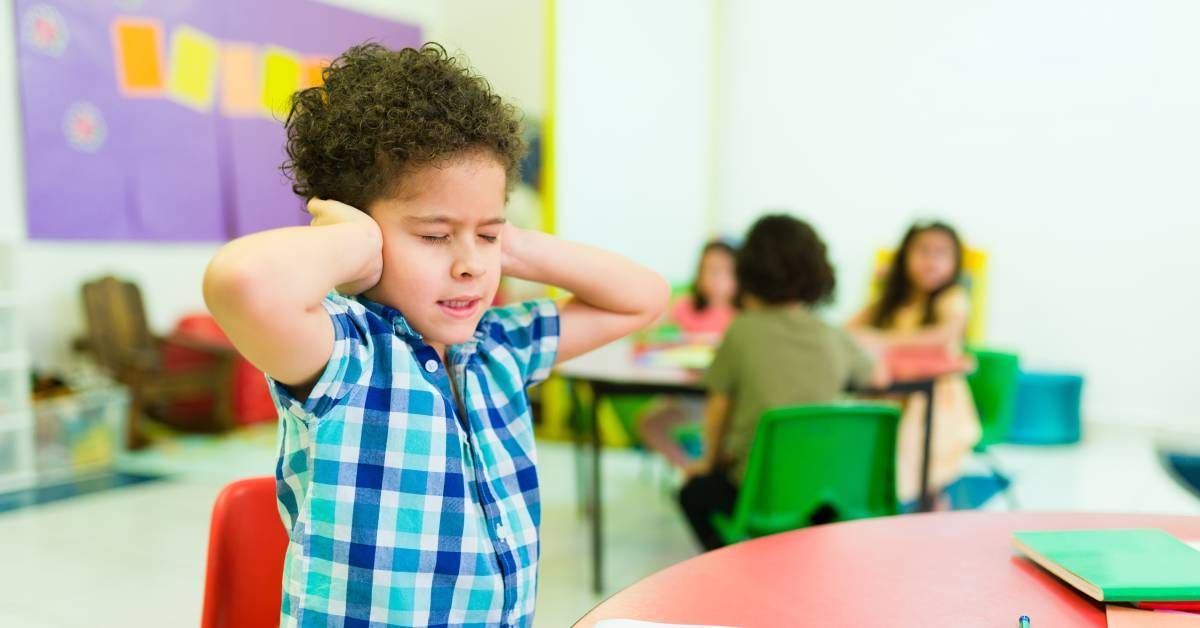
[424,360,438,373]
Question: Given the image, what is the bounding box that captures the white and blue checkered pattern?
[268,293,559,628]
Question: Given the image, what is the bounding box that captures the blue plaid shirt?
[268,293,559,628]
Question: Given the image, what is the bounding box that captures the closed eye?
[478,235,498,243]
[421,234,448,243]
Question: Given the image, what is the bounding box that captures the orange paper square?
[112,18,165,96]
[302,56,330,89]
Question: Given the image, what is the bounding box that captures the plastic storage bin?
[33,385,129,480]
[0,426,34,491]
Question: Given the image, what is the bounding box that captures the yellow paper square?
[220,44,261,116]
[167,26,219,111]
[262,47,301,119]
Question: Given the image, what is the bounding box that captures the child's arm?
[685,393,732,479]
[847,294,968,352]
[502,225,670,362]
[203,199,382,387]
[872,317,966,350]
[868,292,969,351]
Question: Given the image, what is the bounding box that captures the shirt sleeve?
[703,319,741,394]
[266,293,374,420]
[488,298,561,388]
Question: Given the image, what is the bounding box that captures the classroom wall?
[553,0,717,284]
[2,0,544,371]
[441,0,544,117]
[714,0,1200,430]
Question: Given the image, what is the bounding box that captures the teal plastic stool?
[1008,372,1083,445]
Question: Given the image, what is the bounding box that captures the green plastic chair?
[712,403,901,545]
[964,348,1020,508]
[966,348,1020,452]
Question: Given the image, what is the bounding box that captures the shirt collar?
[351,294,496,355]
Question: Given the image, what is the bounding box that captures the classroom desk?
[556,341,960,594]
[557,342,705,595]
[574,511,1200,627]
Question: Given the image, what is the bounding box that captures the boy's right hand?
[306,198,384,295]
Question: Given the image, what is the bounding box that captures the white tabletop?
[555,340,704,388]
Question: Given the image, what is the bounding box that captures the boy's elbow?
[642,274,671,322]
[203,254,266,320]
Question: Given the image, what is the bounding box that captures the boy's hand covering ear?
[307,198,383,295]
[499,222,530,280]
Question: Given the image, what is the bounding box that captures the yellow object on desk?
[634,344,715,370]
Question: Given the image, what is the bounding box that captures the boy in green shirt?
[679,214,885,551]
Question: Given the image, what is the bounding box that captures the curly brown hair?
[736,214,836,306]
[282,42,525,210]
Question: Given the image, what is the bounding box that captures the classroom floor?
[0,422,1198,627]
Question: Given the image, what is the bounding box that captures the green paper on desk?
[1014,529,1200,602]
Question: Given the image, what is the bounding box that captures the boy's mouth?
[437,297,482,319]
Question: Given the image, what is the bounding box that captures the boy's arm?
[841,329,891,390]
[502,226,670,363]
[203,199,382,387]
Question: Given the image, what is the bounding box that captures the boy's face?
[364,152,507,356]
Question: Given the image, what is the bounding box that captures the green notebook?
[1013,529,1200,602]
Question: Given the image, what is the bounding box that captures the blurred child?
[679,215,883,551]
[847,220,981,507]
[669,239,738,339]
[639,240,738,467]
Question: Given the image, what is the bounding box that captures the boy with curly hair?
[203,43,668,627]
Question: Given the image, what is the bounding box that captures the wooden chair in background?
[79,276,238,449]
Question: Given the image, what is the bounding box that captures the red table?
[574,512,1200,627]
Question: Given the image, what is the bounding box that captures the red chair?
[201,477,288,628]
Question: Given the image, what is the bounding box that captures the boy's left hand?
[493,224,670,364]
[499,222,533,280]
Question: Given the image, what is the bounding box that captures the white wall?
[441,0,544,117]
[715,0,1200,430]
[554,0,716,283]
[2,1,445,371]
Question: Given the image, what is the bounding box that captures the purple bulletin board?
[14,0,421,241]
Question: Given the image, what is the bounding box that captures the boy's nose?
[451,247,485,279]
